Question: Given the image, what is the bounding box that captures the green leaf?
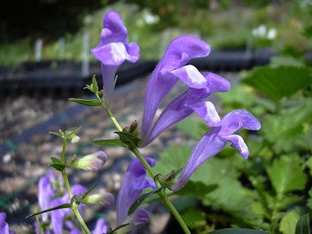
[280,210,300,234]
[176,117,208,140]
[92,75,99,93]
[175,181,218,198]
[49,131,63,138]
[91,139,127,147]
[68,98,102,106]
[181,208,206,229]
[275,195,301,210]
[26,203,71,219]
[82,181,99,199]
[154,145,260,223]
[261,100,312,143]
[307,189,312,209]
[50,157,61,164]
[295,214,310,234]
[108,223,130,234]
[209,228,269,234]
[266,155,307,195]
[115,131,140,146]
[270,56,305,67]
[49,163,65,172]
[242,66,312,102]
[128,187,162,216]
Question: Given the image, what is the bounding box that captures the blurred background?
[0,0,311,65]
[1,0,312,233]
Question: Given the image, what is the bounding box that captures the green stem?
[130,147,191,234]
[59,137,91,233]
[61,138,67,164]
[104,108,191,234]
[62,170,73,198]
[105,108,123,132]
[72,202,91,234]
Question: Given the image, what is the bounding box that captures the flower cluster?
[2,10,261,234]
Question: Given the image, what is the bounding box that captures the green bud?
[79,193,114,207]
[70,134,80,144]
[70,151,107,171]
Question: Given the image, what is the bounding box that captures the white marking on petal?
[189,101,221,127]
[110,42,128,62]
[171,65,207,89]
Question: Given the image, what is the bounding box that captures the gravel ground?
[0,72,240,233]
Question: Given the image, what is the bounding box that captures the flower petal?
[0,212,10,234]
[101,65,118,107]
[99,11,127,45]
[91,42,129,66]
[222,134,249,159]
[131,208,149,225]
[116,158,156,225]
[125,42,140,63]
[219,109,261,136]
[170,65,207,89]
[189,101,221,127]
[141,35,210,141]
[92,218,108,234]
[203,72,231,93]
[172,129,226,191]
[38,175,55,221]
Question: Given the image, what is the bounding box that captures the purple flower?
[50,185,86,234]
[0,212,12,234]
[116,158,156,225]
[140,36,210,143]
[141,72,230,146]
[92,218,108,234]
[91,11,140,107]
[172,109,261,191]
[38,170,56,222]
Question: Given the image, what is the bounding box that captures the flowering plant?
[3,10,266,234]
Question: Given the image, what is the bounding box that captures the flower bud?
[69,134,80,144]
[71,151,107,171]
[130,208,149,225]
[80,193,114,207]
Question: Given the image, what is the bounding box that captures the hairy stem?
[106,108,191,234]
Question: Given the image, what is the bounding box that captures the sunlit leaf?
[266,155,307,195]
[243,66,312,102]
[280,210,300,234]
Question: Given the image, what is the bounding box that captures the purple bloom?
[50,185,86,234]
[141,72,230,146]
[92,218,108,234]
[38,170,56,222]
[140,35,210,143]
[0,212,12,234]
[172,109,261,191]
[91,11,140,107]
[116,158,156,225]
[130,208,149,225]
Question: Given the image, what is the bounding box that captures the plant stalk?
[60,137,91,234]
[105,108,191,234]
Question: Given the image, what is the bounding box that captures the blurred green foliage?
[1,0,312,66]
